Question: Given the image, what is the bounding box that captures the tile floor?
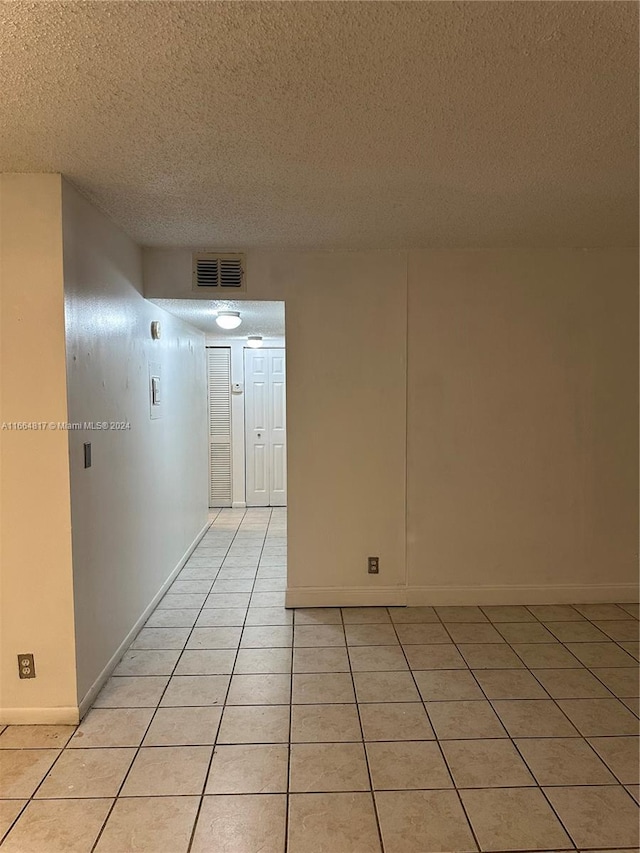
[1,508,639,852]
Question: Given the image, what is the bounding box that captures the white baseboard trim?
[285,586,407,608]
[407,583,640,606]
[0,706,80,726]
[232,501,247,509]
[77,520,210,720]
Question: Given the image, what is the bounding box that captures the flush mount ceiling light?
[247,335,263,349]
[215,310,241,330]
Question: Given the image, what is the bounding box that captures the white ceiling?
[1,2,637,249]
[150,299,285,339]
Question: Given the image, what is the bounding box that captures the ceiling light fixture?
[247,335,263,349]
[215,310,241,330]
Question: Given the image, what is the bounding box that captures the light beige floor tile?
[292,672,355,704]
[359,703,434,741]
[348,645,408,671]
[143,706,221,745]
[573,603,633,621]
[426,700,508,740]
[69,708,153,748]
[353,671,420,703]
[170,580,212,594]
[217,705,290,743]
[206,744,288,793]
[294,624,345,646]
[472,669,549,699]
[515,737,617,785]
[290,742,370,792]
[0,800,26,839]
[211,578,254,593]
[145,608,200,628]
[556,698,640,736]
[492,700,580,737]
[544,785,640,849]
[593,620,640,641]
[435,605,488,623]
[345,624,399,646]
[178,567,218,580]
[93,675,169,707]
[195,607,247,627]
[240,625,293,648]
[291,704,362,742]
[512,643,582,668]
[443,738,534,787]
[160,674,229,706]
[587,736,640,784]
[120,745,211,795]
[413,669,483,701]
[480,605,536,623]
[367,740,451,790]
[244,607,292,626]
[288,792,381,853]
[462,787,572,850]
[567,642,637,667]
[193,793,287,853]
[592,667,639,697]
[458,643,525,669]
[131,627,191,649]
[545,620,610,642]
[158,592,207,609]
[0,726,75,749]
[341,607,391,624]
[250,591,286,607]
[526,604,584,621]
[531,667,610,699]
[494,622,557,643]
[174,649,236,675]
[375,789,476,853]
[0,750,60,797]
[35,748,134,798]
[394,623,450,644]
[227,673,291,704]
[94,795,199,853]
[1,799,112,853]
[233,647,292,673]
[445,623,505,643]
[113,649,180,676]
[293,646,350,673]
[388,606,438,623]
[403,644,467,670]
[204,592,251,608]
[186,627,243,649]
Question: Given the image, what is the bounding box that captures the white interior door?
[206,347,232,507]
[245,348,287,506]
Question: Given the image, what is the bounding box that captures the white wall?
[205,336,285,508]
[145,246,638,606]
[0,175,78,723]
[407,249,639,603]
[63,182,209,709]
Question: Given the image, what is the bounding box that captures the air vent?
[192,253,246,293]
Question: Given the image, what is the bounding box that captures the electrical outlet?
[368,556,379,574]
[18,653,36,679]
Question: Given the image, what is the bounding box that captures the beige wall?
[0,175,78,723]
[63,182,209,709]
[407,249,639,603]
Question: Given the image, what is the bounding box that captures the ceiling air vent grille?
[192,253,246,293]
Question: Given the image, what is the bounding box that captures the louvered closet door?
[207,347,232,507]
[244,348,287,507]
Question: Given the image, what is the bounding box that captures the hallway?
[0,508,638,852]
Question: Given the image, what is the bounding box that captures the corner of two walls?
[62,181,209,713]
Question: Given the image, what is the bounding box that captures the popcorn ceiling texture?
[1,1,637,249]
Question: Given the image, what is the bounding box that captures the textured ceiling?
[1,1,637,249]
[149,299,285,339]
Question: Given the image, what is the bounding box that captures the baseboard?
[407,583,640,606]
[0,706,80,725]
[232,501,247,509]
[285,586,407,608]
[77,520,210,719]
